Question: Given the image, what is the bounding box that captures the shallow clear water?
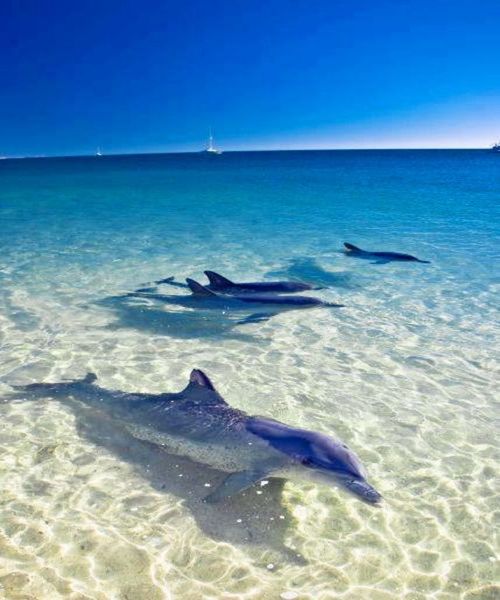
[0,150,498,599]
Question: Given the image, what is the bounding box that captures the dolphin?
[202,271,320,293]
[142,272,321,294]
[119,278,344,323]
[11,369,381,504]
[343,242,430,264]
[184,279,339,307]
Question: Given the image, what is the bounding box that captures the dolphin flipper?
[237,312,276,325]
[204,468,274,503]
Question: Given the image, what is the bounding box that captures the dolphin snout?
[345,479,382,504]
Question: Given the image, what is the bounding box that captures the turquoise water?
[0,151,498,599]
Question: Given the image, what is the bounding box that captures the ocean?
[0,150,498,599]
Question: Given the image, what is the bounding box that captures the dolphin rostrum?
[12,369,381,504]
[343,242,430,264]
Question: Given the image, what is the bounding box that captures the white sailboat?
[202,130,222,154]
[95,146,102,157]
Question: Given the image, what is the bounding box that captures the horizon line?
[0,147,494,160]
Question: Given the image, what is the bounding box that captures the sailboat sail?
[203,130,222,154]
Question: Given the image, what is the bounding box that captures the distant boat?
[202,130,222,155]
[491,142,500,152]
[95,147,102,157]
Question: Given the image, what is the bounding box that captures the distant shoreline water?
[0,147,495,162]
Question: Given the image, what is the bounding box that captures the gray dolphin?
[146,272,319,294]
[203,271,320,293]
[344,242,430,264]
[12,369,381,504]
[184,279,340,307]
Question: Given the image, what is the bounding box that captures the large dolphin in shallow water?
[12,369,381,504]
[343,242,430,264]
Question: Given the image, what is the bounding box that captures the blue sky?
[1,0,499,155]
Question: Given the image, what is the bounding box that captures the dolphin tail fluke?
[186,278,218,297]
[155,277,190,289]
[10,372,97,398]
[344,242,362,252]
[204,271,235,289]
[133,276,188,293]
[81,372,97,384]
[154,276,175,285]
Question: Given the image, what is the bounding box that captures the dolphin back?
[344,241,430,263]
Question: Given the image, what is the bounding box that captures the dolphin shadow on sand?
[266,257,355,289]
[3,392,297,563]
[96,277,343,341]
[95,295,261,343]
[71,402,299,563]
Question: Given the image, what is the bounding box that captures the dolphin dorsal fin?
[204,271,235,289]
[344,242,361,251]
[189,369,216,390]
[182,369,228,405]
[186,278,217,296]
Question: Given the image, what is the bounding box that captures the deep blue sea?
[0,151,498,599]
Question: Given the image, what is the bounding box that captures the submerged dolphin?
[343,242,430,264]
[184,279,338,307]
[12,369,381,504]
[203,271,319,293]
[143,272,320,294]
[120,278,344,323]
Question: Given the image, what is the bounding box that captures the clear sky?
[1,0,499,155]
